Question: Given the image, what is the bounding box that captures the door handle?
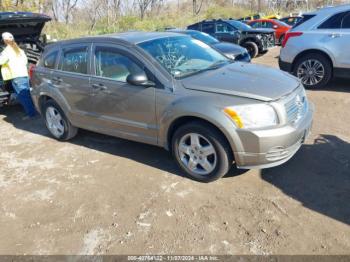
[328,33,341,38]
[92,83,107,91]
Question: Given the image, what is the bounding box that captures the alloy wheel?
[297,59,325,87]
[177,133,217,176]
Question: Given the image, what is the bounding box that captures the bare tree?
[192,0,204,15]
[50,0,79,24]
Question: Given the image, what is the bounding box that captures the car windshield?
[188,31,219,45]
[275,20,290,27]
[138,36,230,78]
[227,20,252,30]
[292,14,315,28]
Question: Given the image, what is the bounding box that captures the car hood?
[211,42,247,56]
[0,12,51,42]
[181,63,300,102]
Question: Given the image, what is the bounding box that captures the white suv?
[279,5,350,88]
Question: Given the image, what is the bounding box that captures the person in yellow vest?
[0,32,36,117]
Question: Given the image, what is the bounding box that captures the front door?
[89,44,157,145]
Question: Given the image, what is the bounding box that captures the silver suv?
[279,5,350,88]
[31,32,313,182]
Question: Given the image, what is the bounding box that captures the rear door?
[201,22,216,37]
[89,44,157,145]
[215,22,237,42]
[317,11,350,69]
[52,43,94,125]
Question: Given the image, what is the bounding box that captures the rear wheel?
[293,53,332,89]
[43,100,78,141]
[242,41,259,58]
[172,122,233,182]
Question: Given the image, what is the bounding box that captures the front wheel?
[242,41,259,58]
[172,122,233,182]
[43,100,78,141]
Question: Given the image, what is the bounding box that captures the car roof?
[0,11,51,21]
[167,29,199,34]
[48,31,186,48]
[304,4,350,15]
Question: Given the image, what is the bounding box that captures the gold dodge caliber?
[31,32,314,182]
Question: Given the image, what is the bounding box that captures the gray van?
[31,32,314,182]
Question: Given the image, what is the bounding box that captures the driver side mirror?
[126,73,155,87]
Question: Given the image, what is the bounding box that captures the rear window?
[188,23,200,30]
[42,51,58,69]
[293,14,315,28]
[59,47,88,74]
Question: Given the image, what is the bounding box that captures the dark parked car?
[187,19,275,58]
[280,16,303,26]
[167,29,250,62]
[0,12,51,107]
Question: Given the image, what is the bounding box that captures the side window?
[188,23,199,30]
[43,51,58,69]
[319,12,347,29]
[216,23,233,33]
[265,22,274,28]
[94,47,144,82]
[250,21,259,28]
[202,23,215,34]
[60,46,88,74]
[341,12,350,29]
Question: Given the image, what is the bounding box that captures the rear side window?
[42,51,58,69]
[94,47,144,82]
[202,23,215,34]
[188,23,199,30]
[59,47,88,74]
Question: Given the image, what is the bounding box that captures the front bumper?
[234,103,314,169]
[279,57,293,72]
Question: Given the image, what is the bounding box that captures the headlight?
[225,53,236,60]
[224,104,278,129]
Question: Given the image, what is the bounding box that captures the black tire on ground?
[293,53,332,89]
[42,100,78,141]
[242,41,259,58]
[171,121,234,183]
[279,34,285,45]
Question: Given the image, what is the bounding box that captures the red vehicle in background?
[247,19,291,45]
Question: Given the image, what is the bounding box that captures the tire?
[279,35,285,45]
[293,53,332,89]
[171,121,233,183]
[43,100,78,141]
[242,41,259,58]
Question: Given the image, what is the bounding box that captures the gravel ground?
[0,47,349,255]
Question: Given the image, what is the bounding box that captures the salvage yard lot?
[0,47,349,255]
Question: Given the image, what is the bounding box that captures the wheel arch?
[240,37,261,47]
[166,115,235,160]
[292,49,334,72]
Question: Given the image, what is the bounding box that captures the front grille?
[262,33,276,48]
[284,88,308,124]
